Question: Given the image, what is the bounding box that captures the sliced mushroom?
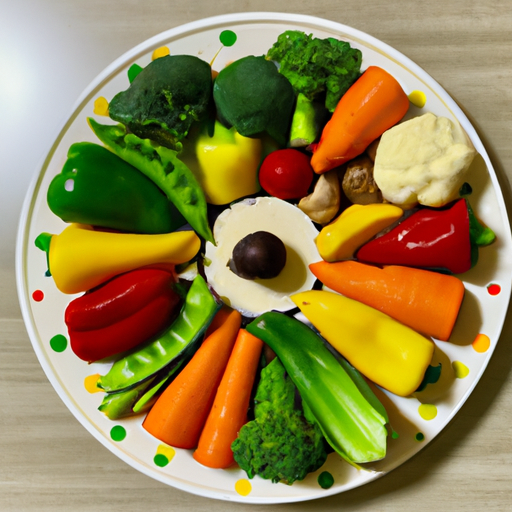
[342,155,382,205]
[298,170,340,225]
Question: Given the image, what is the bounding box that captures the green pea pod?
[88,118,214,244]
[132,365,181,414]
[246,312,388,464]
[98,376,157,420]
[98,361,184,420]
[47,142,185,234]
[98,275,220,393]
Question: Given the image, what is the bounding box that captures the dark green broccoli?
[213,55,295,147]
[108,55,212,151]
[266,30,362,112]
[231,357,327,485]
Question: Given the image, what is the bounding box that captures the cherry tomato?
[259,149,314,200]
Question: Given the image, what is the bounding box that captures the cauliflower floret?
[373,113,476,208]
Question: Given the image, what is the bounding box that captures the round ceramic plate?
[16,12,512,504]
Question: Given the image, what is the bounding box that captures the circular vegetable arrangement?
[19,16,510,503]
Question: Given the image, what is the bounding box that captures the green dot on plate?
[415,432,425,442]
[391,430,399,439]
[128,63,143,83]
[50,334,67,353]
[317,471,334,489]
[219,30,237,47]
[154,454,169,467]
[110,425,127,442]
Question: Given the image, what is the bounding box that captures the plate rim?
[15,11,512,504]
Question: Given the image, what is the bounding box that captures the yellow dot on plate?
[472,333,490,353]
[156,444,176,461]
[235,479,252,496]
[452,361,470,379]
[418,403,437,421]
[152,46,170,60]
[84,373,102,393]
[408,90,427,108]
[93,96,109,116]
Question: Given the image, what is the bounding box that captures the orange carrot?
[310,260,465,341]
[310,66,409,174]
[193,329,263,468]
[142,306,242,449]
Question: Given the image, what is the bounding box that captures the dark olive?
[230,231,287,280]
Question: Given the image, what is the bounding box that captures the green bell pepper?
[47,142,185,234]
[88,118,214,244]
[246,311,388,465]
[97,275,220,393]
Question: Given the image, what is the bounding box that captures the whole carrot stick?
[142,306,242,448]
[310,66,409,174]
[310,260,464,341]
[193,329,263,469]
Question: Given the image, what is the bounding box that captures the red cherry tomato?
[259,149,314,200]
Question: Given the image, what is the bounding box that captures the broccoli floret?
[108,55,212,151]
[231,357,327,485]
[266,30,362,112]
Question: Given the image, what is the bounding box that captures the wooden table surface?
[2,1,512,510]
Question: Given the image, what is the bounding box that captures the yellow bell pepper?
[291,289,435,397]
[182,120,262,205]
[36,224,200,294]
[316,203,403,262]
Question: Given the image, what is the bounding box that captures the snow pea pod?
[246,311,388,465]
[98,362,184,420]
[88,118,214,244]
[98,275,220,393]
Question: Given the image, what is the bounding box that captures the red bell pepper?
[356,199,493,274]
[65,268,181,362]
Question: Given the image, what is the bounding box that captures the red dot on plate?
[32,290,44,302]
[487,284,501,296]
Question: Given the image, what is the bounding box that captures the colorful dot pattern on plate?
[153,444,175,467]
[452,361,470,379]
[49,334,67,353]
[93,96,109,116]
[418,404,438,421]
[318,471,335,489]
[32,289,44,302]
[128,64,143,83]
[219,29,237,46]
[152,46,170,60]
[84,374,102,393]
[408,90,427,108]
[18,16,512,503]
[472,333,491,353]
[110,425,126,442]
[235,479,252,496]
[487,283,501,295]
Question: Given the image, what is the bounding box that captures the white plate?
[16,12,512,503]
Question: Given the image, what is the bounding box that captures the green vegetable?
[47,142,185,234]
[246,312,388,465]
[97,275,221,393]
[231,357,327,484]
[88,118,214,244]
[108,54,212,151]
[98,363,184,420]
[266,30,363,113]
[288,92,329,147]
[213,55,295,147]
[98,375,157,420]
